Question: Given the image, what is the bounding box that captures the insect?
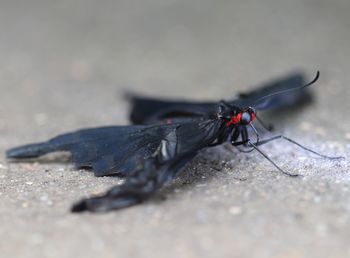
[6,71,343,212]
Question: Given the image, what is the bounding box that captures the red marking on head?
[225,113,242,126]
[225,109,256,127]
[250,112,256,122]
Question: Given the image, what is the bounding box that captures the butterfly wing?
[7,118,224,212]
[128,72,310,124]
[128,95,217,124]
[231,72,311,110]
[7,125,178,177]
[72,118,224,212]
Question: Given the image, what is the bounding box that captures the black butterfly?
[6,71,341,212]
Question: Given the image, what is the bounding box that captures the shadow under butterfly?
[6,71,343,212]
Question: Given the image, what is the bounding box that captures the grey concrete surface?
[0,1,350,258]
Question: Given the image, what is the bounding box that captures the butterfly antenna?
[248,140,300,177]
[253,71,320,107]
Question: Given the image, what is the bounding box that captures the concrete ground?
[0,1,349,257]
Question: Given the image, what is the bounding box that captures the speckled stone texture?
[0,1,349,258]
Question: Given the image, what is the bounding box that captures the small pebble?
[345,132,350,140]
[326,141,344,151]
[229,206,242,215]
[196,210,209,223]
[297,156,307,161]
[314,127,326,136]
[315,223,328,236]
[299,122,312,131]
[40,195,48,201]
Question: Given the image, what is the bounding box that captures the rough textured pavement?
[1,1,350,258]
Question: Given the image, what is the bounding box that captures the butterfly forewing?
[128,73,308,124]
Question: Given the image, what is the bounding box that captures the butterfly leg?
[208,127,231,147]
[232,126,258,153]
[247,141,300,177]
[230,127,299,176]
[254,135,344,159]
[243,134,344,177]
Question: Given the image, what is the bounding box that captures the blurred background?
[0,1,349,258]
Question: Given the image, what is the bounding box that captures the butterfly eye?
[240,112,251,125]
[248,107,256,121]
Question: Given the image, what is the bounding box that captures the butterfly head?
[218,102,256,127]
[225,107,256,126]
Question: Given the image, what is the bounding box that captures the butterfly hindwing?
[128,73,309,124]
[128,95,217,124]
[71,118,224,212]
